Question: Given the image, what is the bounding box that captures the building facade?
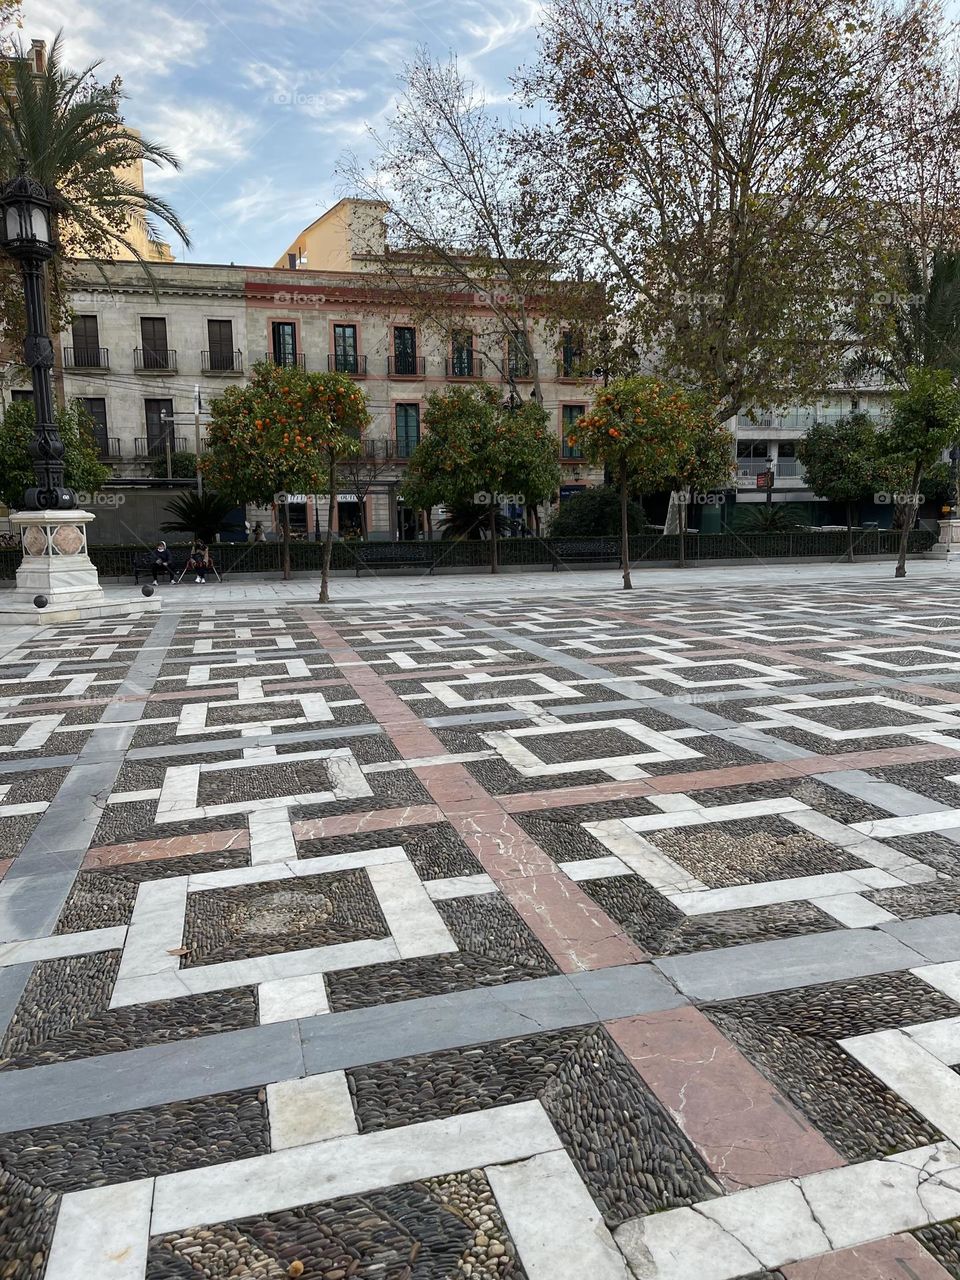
[9,199,603,540]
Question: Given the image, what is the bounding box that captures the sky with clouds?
[22,0,542,266]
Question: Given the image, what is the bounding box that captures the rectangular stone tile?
[486,1149,631,1280]
[293,804,443,840]
[151,1099,561,1233]
[45,1177,154,1280]
[656,928,927,1002]
[83,828,249,869]
[0,961,31,1039]
[609,1006,843,1190]
[0,925,125,966]
[567,963,686,1022]
[267,1071,357,1149]
[781,1234,954,1279]
[0,1021,305,1132]
[880,914,960,963]
[840,1028,960,1147]
[299,975,599,1074]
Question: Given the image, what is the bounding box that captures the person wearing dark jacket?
[151,541,172,586]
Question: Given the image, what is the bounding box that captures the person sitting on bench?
[151,541,173,586]
[189,541,212,583]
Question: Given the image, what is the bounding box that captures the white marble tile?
[248,807,298,865]
[904,1015,960,1065]
[110,937,401,1008]
[151,1100,561,1234]
[291,847,408,876]
[46,1178,154,1280]
[852,810,960,838]
[811,893,898,928]
[697,1179,830,1267]
[117,878,187,981]
[583,819,707,894]
[614,1206,758,1280]
[486,1149,630,1280]
[0,926,126,968]
[669,871,895,917]
[258,972,330,1024]
[366,860,459,958]
[424,874,498,900]
[841,1028,960,1146]
[558,856,632,883]
[913,961,960,1002]
[621,796,809,833]
[267,1072,357,1149]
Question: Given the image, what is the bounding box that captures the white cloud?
[460,0,543,57]
[141,102,258,182]
[23,0,207,84]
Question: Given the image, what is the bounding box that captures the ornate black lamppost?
[0,165,75,510]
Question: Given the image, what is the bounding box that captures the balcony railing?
[135,435,187,458]
[445,356,485,378]
[264,350,306,369]
[776,458,806,478]
[201,349,243,374]
[736,459,771,477]
[93,435,121,460]
[387,355,426,377]
[328,353,368,376]
[363,437,398,460]
[64,346,109,370]
[395,435,419,459]
[134,347,177,373]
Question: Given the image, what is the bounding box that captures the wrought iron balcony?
[328,353,367,376]
[387,355,426,377]
[134,347,177,373]
[64,345,109,370]
[363,437,398,460]
[264,350,305,369]
[445,356,484,378]
[93,435,121,460]
[201,349,243,374]
[135,435,187,458]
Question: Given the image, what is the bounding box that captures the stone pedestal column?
[3,510,161,624]
[928,519,960,562]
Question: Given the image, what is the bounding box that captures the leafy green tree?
[668,412,733,565]
[151,451,197,480]
[0,397,108,507]
[547,485,649,538]
[404,385,560,573]
[570,377,705,588]
[201,363,365,592]
[160,491,236,544]
[884,367,960,577]
[796,414,885,561]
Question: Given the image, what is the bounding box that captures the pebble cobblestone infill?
[10,578,960,1279]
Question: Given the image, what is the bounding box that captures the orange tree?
[571,376,705,588]
[201,362,366,586]
[404,385,560,572]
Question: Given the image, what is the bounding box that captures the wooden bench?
[352,542,439,577]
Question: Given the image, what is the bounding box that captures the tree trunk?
[359,494,368,542]
[620,465,632,590]
[489,504,499,574]
[280,501,291,581]
[319,459,336,603]
[846,501,854,564]
[895,460,924,579]
[425,508,433,541]
[678,492,687,568]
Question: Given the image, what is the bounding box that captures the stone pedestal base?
[2,509,161,625]
[927,519,960,561]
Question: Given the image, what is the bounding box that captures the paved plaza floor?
[7,566,960,1277]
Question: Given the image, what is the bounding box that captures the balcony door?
[79,397,108,456]
[272,321,298,366]
[452,332,474,377]
[72,315,101,367]
[334,324,358,374]
[208,319,234,371]
[145,398,174,455]
[393,326,417,376]
[140,317,169,370]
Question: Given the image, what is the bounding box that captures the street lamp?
[0,165,75,510]
[765,454,775,507]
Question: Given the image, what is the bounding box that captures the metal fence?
[0,528,939,581]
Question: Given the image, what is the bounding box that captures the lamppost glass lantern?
[0,169,54,260]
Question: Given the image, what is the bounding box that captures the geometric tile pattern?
[7,577,960,1278]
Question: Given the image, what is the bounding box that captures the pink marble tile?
[782,1235,952,1279]
[83,828,249,869]
[0,857,13,882]
[609,1007,843,1189]
[293,804,444,840]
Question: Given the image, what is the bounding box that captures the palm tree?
[0,33,189,272]
[845,249,960,387]
[161,492,235,544]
